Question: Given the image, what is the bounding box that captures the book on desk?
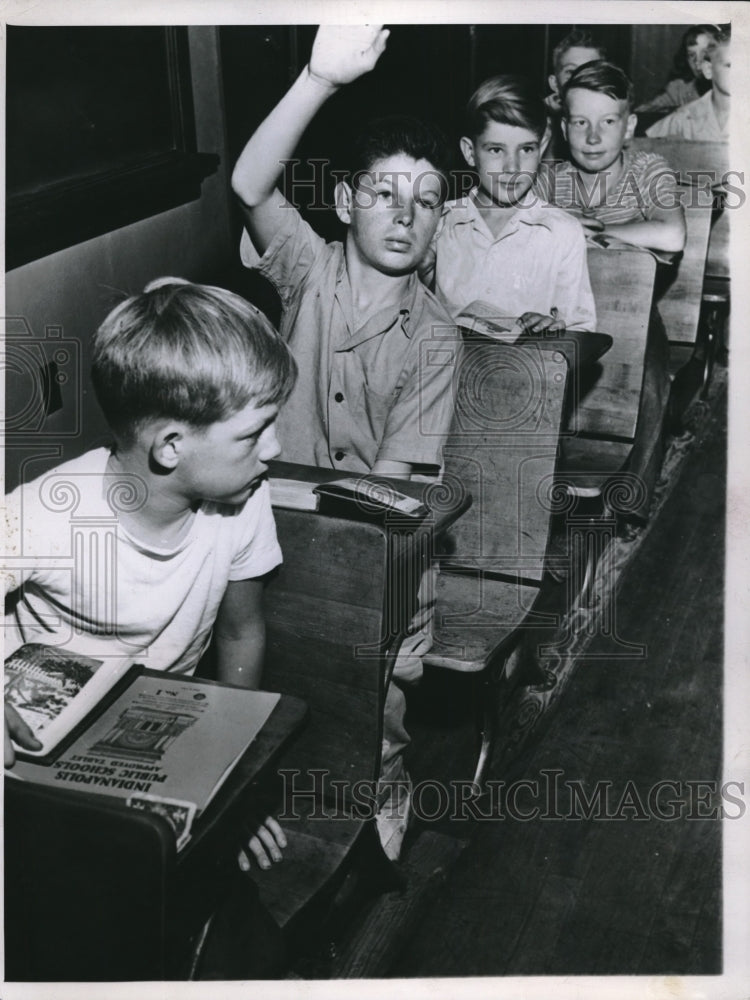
[269,474,430,517]
[5,643,280,851]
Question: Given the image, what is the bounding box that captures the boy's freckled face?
[345,154,444,276]
[180,401,281,505]
[563,88,636,173]
[462,121,543,205]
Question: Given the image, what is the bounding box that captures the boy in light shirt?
[647,28,730,141]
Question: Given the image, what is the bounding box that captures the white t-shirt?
[3,448,282,673]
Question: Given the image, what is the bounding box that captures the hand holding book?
[5,644,282,853]
[4,703,41,767]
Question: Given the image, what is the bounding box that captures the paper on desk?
[455,300,524,341]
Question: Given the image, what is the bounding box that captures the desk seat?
[558,438,633,492]
[247,473,469,946]
[424,337,570,787]
[428,573,542,672]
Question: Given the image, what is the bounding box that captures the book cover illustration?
[10,672,281,847]
[4,643,104,738]
[91,704,198,762]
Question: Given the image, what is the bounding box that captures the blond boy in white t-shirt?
[4,278,297,870]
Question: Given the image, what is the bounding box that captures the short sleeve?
[638,153,681,217]
[239,206,327,308]
[553,217,597,332]
[645,110,682,139]
[2,488,25,596]
[227,480,282,581]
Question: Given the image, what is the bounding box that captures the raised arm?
[231,25,390,256]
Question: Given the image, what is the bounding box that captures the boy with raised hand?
[231,25,457,860]
[4,278,296,871]
[231,24,456,481]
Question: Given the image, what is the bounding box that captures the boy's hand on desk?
[518,311,566,334]
[568,208,604,235]
[309,25,389,87]
[4,704,42,767]
[577,215,605,236]
[238,815,287,872]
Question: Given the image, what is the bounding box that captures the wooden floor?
[385,374,726,977]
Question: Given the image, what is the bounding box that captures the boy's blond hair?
[91,278,297,446]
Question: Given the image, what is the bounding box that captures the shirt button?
[334,392,344,402]
[335,451,345,461]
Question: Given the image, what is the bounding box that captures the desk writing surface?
[267,460,472,538]
[179,694,307,861]
[518,329,612,370]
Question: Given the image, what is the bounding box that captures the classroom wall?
[4,27,233,493]
[5,21,695,494]
[629,24,694,109]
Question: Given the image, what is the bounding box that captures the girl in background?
[636,24,720,113]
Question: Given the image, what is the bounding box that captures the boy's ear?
[149,423,185,470]
[334,180,353,225]
[560,116,569,141]
[459,136,476,168]
[548,73,559,96]
[702,58,714,81]
[625,113,637,142]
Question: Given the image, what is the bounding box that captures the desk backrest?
[440,337,568,583]
[262,510,391,795]
[657,191,713,345]
[581,246,657,440]
[629,136,729,186]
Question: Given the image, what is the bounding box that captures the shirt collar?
[448,188,554,235]
[335,261,418,348]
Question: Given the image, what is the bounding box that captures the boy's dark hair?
[552,28,607,73]
[91,278,297,447]
[465,74,548,141]
[673,24,722,80]
[347,114,452,190]
[562,60,635,111]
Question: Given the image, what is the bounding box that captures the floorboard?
[387,368,726,978]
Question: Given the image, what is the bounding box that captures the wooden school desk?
[5,692,307,981]
[5,469,467,980]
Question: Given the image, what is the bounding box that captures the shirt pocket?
[361,384,400,438]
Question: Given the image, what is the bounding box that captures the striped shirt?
[534,151,680,226]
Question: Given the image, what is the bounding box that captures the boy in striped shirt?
[536,61,685,252]
[535,61,686,526]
